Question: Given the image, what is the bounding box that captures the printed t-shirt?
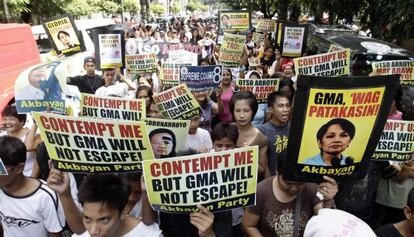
[258,122,290,175]
[72,222,163,237]
[247,177,320,237]
[0,179,65,236]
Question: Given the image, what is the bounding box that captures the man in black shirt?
[67,56,104,94]
[375,186,414,237]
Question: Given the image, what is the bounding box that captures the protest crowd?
[1,8,414,237]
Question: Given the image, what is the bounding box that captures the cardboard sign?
[80,93,146,121]
[125,53,157,73]
[180,65,223,91]
[278,22,308,58]
[219,33,246,67]
[42,14,84,56]
[255,19,276,32]
[93,30,125,69]
[328,44,344,52]
[248,57,261,67]
[32,112,154,173]
[252,32,265,45]
[144,118,190,157]
[125,40,202,63]
[372,60,414,85]
[373,120,414,161]
[0,160,7,175]
[294,49,350,76]
[236,78,279,103]
[218,11,251,35]
[167,50,198,64]
[160,62,190,86]
[153,84,202,119]
[143,146,258,213]
[284,75,399,182]
[14,57,71,113]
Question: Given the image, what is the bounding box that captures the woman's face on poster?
[150,132,174,158]
[58,32,71,46]
[318,124,352,155]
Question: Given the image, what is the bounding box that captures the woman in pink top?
[218,68,236,123]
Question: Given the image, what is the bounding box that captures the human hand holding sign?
[190,205,216,237]
[317,175,338,203]
[47,164,71,197]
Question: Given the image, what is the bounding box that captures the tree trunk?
[278,0,289,20]
[3,0,11,22]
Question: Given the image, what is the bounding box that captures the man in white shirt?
[0,136,65,237]
[95,68,134,98]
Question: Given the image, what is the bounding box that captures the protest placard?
[144,118,190,156]
[180,65,223,91]
[42,14,84,56]
[153,84,202,119]
[255,19,276,32]
[93,30,125,69]
[167,50,198,64]
[328,44,344,52]
[236,78,279,103]
[14,54,75,113]
[248,57,261,67]
[218,11,251,35]
[125,40,202,63]
[252,32,265,45]
[125,53,157,73]
[372,120,414,161]
[284,75,399,182]
[278,22,308,58]
[0,160,7,175]
[372,60,414,85]
[32,112,154,173]
[219,33,246,67]
[143,146,258,213]
[294,49,351,77]
[80,93,146,121]
[160,63,188,86]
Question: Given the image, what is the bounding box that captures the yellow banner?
[32,112,154,173]
[153,83,202,119]
[80,93,145,121]
[298,87,384,169]
[294,49,350,76]
[256,19,276,32]
[143,146,258,213]
[236,78,279,103]
[219,33,246,67]
[373,120,414,161]
[219,11,250,34]
[126,53,157,73]
[372,60,414,85]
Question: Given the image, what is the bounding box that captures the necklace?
[86,75,97,92]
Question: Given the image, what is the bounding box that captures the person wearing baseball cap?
[67,56,104,94]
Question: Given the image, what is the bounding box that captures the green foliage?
[99,0,119,15]
[171,2,180,13]
[63,0,94,18]
[150,4,165,16]
[186,0,207,12]
[123,0,140,15]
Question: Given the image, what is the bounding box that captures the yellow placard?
[372,60,414,85]
[32,112,154,173]
[80,93,146,121]
[143,146,258,213]
[294,49,350,76]
[153,83,202,119]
